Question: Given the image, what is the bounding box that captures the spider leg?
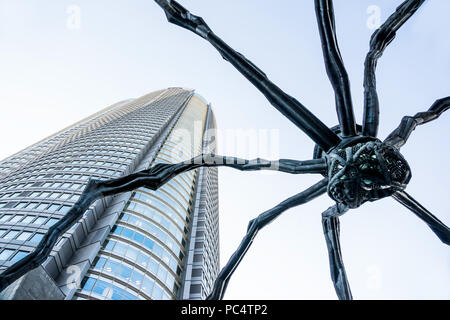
[0,154,324,293]
[206,178,329,300]
[384,97,450,148]
[314,0,357,137]
[322,203,353,300]
[363,0,426,137]
[154,0,341,153]
[392,191,450,246]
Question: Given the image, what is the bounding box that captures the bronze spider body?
[0,0,448,300]
[324,138,411,209]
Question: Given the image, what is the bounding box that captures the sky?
[0,0,449,299]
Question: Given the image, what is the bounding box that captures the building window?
[192,268,203,277]
[30,233,44,243]
[10,251,29,263]
[3,230,19,240]
[16,231,33,241]
[32,217,47,225]
[15,202,27,209]
[190,284,201,294]
[48,204,61,212]
[0,249,15,261]
[193,254,203,263]
[25,202,38,209]
[59,206,71,214]
[21,216,35,224]
[0,215,12,222]
[81,277,96,292]
[36,203,49,210]
[45,218,59,227]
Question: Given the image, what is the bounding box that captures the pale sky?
[0,0,449,299]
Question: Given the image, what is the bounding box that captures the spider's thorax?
[325,140,412,209]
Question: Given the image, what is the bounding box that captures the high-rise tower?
[0,88,219,300]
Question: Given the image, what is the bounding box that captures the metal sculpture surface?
[0,0,449,300]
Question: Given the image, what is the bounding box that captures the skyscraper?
[0,88,219,300]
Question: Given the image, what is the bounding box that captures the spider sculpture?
[0,0,448,300]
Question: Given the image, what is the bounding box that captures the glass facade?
[75,94,217,300]
[180,106,220,299]
[0,88,219,300]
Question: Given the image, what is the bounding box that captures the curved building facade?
[0,88,219,300]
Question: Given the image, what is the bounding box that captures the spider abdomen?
[326,140,412,208]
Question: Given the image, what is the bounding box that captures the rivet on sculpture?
[0,0,449,300]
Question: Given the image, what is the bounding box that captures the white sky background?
[0,0,449,299]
